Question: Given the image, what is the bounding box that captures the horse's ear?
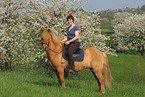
[41,28,43,32]
[48,29,52,33]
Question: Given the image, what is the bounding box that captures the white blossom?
[0,0,116,67]
[112,12,145,54]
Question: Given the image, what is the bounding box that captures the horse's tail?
[103,53,113,89]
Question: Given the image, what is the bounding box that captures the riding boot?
[69,66,75,74]
[65,66,75,74]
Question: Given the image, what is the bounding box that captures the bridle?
[41,37,64,55]
[41,37,66,64]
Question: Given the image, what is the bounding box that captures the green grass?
[100,23,113,30]
[0,54,145,97]
[100,23,116,49]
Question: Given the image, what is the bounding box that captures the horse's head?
[41,28,52,49]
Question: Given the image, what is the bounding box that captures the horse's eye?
[41,37,43,40]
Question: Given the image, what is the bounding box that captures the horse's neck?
[49,37,63,52]
[51,41,62,48]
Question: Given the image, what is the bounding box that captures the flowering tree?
[0,0,116,70]
[112,12,145,56]
[0,0,30,70]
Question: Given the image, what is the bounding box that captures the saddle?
[62,44,84,62]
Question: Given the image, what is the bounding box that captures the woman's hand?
[65,41,70,45]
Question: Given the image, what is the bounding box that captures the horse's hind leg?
[90,69,101,92]
[90,69,105,94]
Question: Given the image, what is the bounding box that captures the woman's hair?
[66,14,74,22]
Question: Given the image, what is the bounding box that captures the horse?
[40,28,113,94]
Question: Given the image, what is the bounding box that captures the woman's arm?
[62,36,67,43]
[65,30,79,45]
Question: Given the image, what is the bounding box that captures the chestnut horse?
[41,28,113,94]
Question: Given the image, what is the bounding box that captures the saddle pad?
[62,45,84,62]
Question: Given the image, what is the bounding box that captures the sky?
[82,0,145,12]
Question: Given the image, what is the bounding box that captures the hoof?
[102,91,105,94]
[101,88,105,94]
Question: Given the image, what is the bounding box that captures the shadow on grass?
[26,78,60,87]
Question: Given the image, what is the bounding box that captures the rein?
[41,36,67,64]
[41,37,65,55]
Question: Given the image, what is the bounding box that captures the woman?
[62,15,80,74]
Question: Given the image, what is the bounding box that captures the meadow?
[0,23,144,97]
[0,54,145,97]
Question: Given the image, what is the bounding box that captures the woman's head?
[66,15,74,24]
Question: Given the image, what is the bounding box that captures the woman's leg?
[68,42,79,70]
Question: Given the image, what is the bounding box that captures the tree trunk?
[141,49,144,56]
[138,45,144,56]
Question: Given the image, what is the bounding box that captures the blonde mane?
[41,29,63,45]
[50,32,62,45]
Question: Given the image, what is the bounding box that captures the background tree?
[112,12,145,56]
[0,0,27,70]
[136,6,142,14]
[141,4,145,12]
[0,0,116,70]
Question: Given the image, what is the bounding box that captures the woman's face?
[67,18,73,25]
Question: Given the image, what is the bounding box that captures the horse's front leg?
[48,61,65,87]
[54,70,61,85]
[57,67,65,88]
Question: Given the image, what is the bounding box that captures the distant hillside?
[97,6,145,23]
